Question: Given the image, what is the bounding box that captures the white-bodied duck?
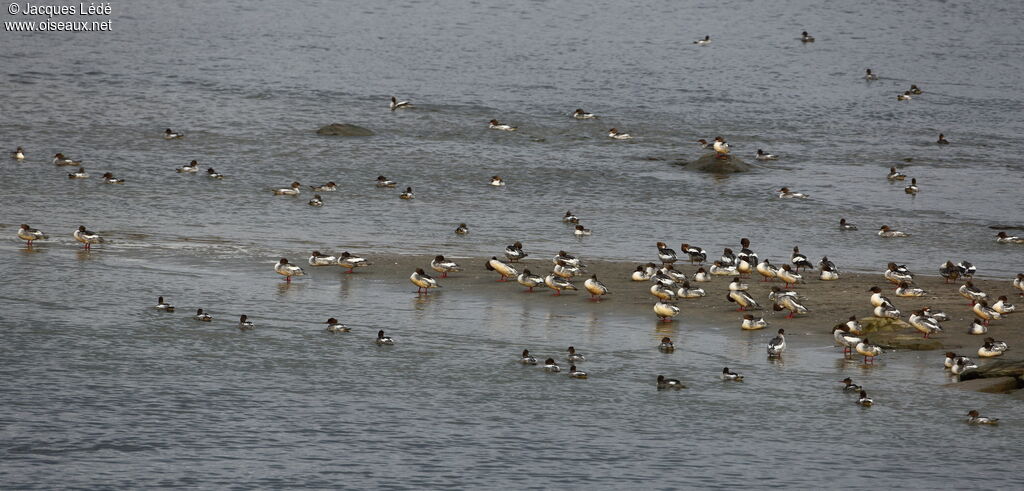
[544,274,576,296]
[272,181,301,195]
[777,187,809,199]
[376,330,394,345]
[856,338,882,363]
[721,367,744,381]
[654,301,680,322]
[607,128,632,140]
[310,182,337,191]
[908,310,942,338]
[878,225,909,237]
[766,329,786,358]
[308,251,338,266]
[338,252,371,273]
[410,268,440,294]
[488,119,517,131]
[504,241,528,263]
[742,314,768,330]
[177,160,199,173]
[583,275,611,300]
[324,317,350,333]
[486,256,518,282]
[516,269,545,292]
[164,128,185,139]
[430,255,462,278]
[896,281,927,297]
[657,375,685,389]
[17,224,48,246]
[194,308,213,322]
[966,410,999,425]
[275,258,305,282]
[995,232,1024,244]
[155,296,175,312]
[73,225,104,249]
[389,96,412,111]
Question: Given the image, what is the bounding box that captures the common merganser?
[389,96,412,111]
[677,281,706,299]
[973,301,1001,325]
[563,210,580,224]
[922,307,950,323]
[656,242,677,264]
[896,281,927,297]
[950,356,977,375]
[887,167,907,180]
[791,247,812,272]
[520,349,538,365]
[275,258,305,282]
[68,167,88,179]
[489,119,517,131]
[966,410,999,425]
[680,243,707,264]
[544,358,560,372]
[720,248,737,267]
[410,268,440,294]
[338,252,371,273]
[967,319,987,335]
[308,251,338,266]
[904,178,919,195]
[584,275,611,300]
[516,269,545,292]
[194,308,213,322]
[568,365,588,379]
[310,182,337,191]
[455,223,469,235]
[909,85,923,95]
[856,339,882,363]
[696,139,713,150]
[657,375,685,389]
[864,68,877,80]
[800,31,815,42]
[553,260,583,279]
[721,367,744,381]
[819,257,839,280]
[375,329,394,345]
[73,225,104,249]
[155,296,175,312]
[659,266,687,283]
[777,187,809,199]
[959,281,987,305]
[544,274,576,296]
[52,153,82,166]
[873,305,901,319]
[756,259,779,282]
[552,250,582,268]
[777,265,803,288]
[654,301,680,322]
[840,378,862,391]
[375,176,397,188]
[846,316,865,335]
[710,261,738,276]
[101,172,124,184]
[693,268,712,283]
[175,160,199,173]
[659,337,675,353]
[878,225,909,237]
[504,241,527,262]
[631,265,652,281]
[869,286,896,309]
[693,35,711,46]
[833,326,862,355]
[839,218,858,231]
[1016,274,1024,297]
[713,136,730,158]
[741,314,768,330]
[574,224,592,236]
[884,263,914,285]
[206,168,224,179]
[857,390,873,407]
[399,187,415,199]
[992,296,1016,314]
[897,91,913,101]
[566,346,585,362]
[728,277,748,291]
[728,289,760,311]
[164,128,185,139]
[572,109,597,119]
[909,310,942,338]
[608,128,632,140]
[939,261,961,283]
[956,261,976,279]
[486,256,518,282]
[272,181,301,195]
[773,295,808,318]
[944,352,968,369]
[324,317,350,333]
[995,232,1024,244]
[766,329,786,358]
[738,238,758,266]
[238,315,254,330]
[755,149,778,160]
[489,176,505,186]
[11,146,25,160]
[17,224,48,246]
[978,341,1002,358]
[984,337,1008,353]
[308,194,324,207]
[936,133,949,145]
[767,286,799,304]
[430,255,462,278]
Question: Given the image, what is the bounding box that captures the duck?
[680,243,707,264]
[52,153,82,166]
[966,410,999,425]
[773,295,809,318]
[608,128,632,140]
[790,247,812,272]
[584,275,611,300]
[17,224,48,246]
[566,346,585,362]
[846,316,865,335]
[308,251,339,266]
[719,248,737,267]
[728,277,748,292]
[73,225,104,249]
[937,133,950,145]
[951,356,977,375]
[984,337,1008,353]
[856,390,874,407]
[754,259,779,282]
[275,258,305,282]
[67,167,89,179]
[944,352,969,369]
[955,261,976,279]
[909,84,923,95]
[659,337,675,353]
[562,211,580,224]
[337,252,371,273]
[375,330,394,345]
[631,265,652,281]
[488,119,517,131]
[308,194,324,207]
[543,358,560,372]
[710,261,738,276]
[897,91,913,101]
[939,261,961,283]
[693,35,711,46]
[696,139,713,150]
[992,296,1016,314]
[654,301,680,322]
[430,255,462,278]
[766,329,786,358]
[856,339,882,363]
[544,274,576,296]
[692,268,712,283]
[738,238,758,265]
[676,281,706,299]
[896,281,927,297]
[819,257,840,280]
[800,31,815,42]
[516,269,545,292]
[100,172,124,184]
[324,317,350,333]
[568,365,588,379]
[176,160,199,173]
[520,349,538,365]
[967,319,988,335]
[194,308,213,322]
[833,326,862,355]
[574,225,592,236]
[485,175,507,187]
[908,310,942,338]
[375,176,397,188]
[884,263,914,285]
[755,149,778,160]
[399,187,415,199]
[389,96,412,111]
[155,296,175,312]
[11,146,25,160]
[1017,274,1024,297]
[657,375,685,389]
[656,242,677,264]
[164,128,185,139]
[712,136,730,158]
[486,256,518,282]
[721,368,744,381]
[503,241,527,262]
[995,232,1024,244]
[272,182,302,195]
[973,301,1001,325]
[869,286,896,309]
[864,68,878,81]
[877,225,909,237]
[777,187,809,199]
[922,307,950,322]
[238,315,255,330]
[572,108,597,119]
[206,168,224,179]
[838,218,858,231]
[455,223,470,235]
[959,281,987,305]
[552,250,583,268]
[728,288,760,311]
[887,167,907,180]
[978,341,1002,358]
[655,266,683,284]
[904,178,919,195]
[840,378,862,391]
[777,265,803,288]
[410,268,440,293]
[873,305,902,319]
[741,314,768,330]
[310,182,337,191]
[552,260,583,279]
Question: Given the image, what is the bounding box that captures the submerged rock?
[678,154,752,173]
[316,123,374,136]
[945,376,1021,394]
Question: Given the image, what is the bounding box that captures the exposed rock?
[316,123,374,136]
[944,376,1021,394]
[868,331,943,350]
[858,316,912,333]
[1009,388,1024,400]
[677,154,752,173]
[958,359,1024,381]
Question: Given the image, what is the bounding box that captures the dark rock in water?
[945,376,1021,394]
[988,225,1024,230]
[959,359,1024,381]
[678,154,752,173]
[316,123,374,136]
[869,331,943,351]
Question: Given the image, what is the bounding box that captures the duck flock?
[8,31,1022,426]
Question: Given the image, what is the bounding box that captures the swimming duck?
[676,281,706,299]
[631,265,652,281]
[308,194,324,207]
[966,410,998,425]
[995,232,1024,244]
[696,139,713,150]
[659,337,675,353]
[819,257,839,280]
[375,176,397,188]
[908,310,942,338]
[950,356,977,375]
[552,250,583,268]
[238,315,255,330]
[904,178,919,195]
[967,319,988,335]
[741,314,768,330]
[574,224,592,236]
[712,136,730,158]
[755,149,778,160]
[566,346,585,362]
[833,326,862,355]
[516,269,545,292]
[897,91,913,101]
[790,247,812,272]
[693,35,711,46]
[177,160,199,173]
[375,330,394,345]
[584,275,611,300]
[887,167,907,180]
[777,187,809,199]
[544,274,576,296]
[11,146,25,160]
[308,251,338,266]
[194,308,213,322]
[909,84,923,95]
[959,281,987,305]
[399,187,415,199]
[846,316,865,335]
[486,256,518,282]
[164,128,185,139]
[324,317,350,333]
[489,119,517,131]
[206,168,224,179]
[73,225,104,249]
[800,31,815,42]
[490,176,506,186]
[275,258,305,282]
[568,365,588,379]
[389,96,412,111]
[544,358,560,372]
[563,211,580,224]
[992,296,1016,314]
[68,167,89,179]
[755,259,779,282]
[693,268,712,283]
[273,182,301,195]
[936,133,949,144]
[310,182,337,191]
[856,390,873,407]
[840,378,862,391]
[984,337,1008,353]
[572,108,597,119]
[654,301,680,322]
[608,128,632,140]
[100,172,124,184]
[978,341,1002,358]
[710,261,739,276]
[721,368,744,381]
[657,375,685,389]
[766,329,786,358]
[973,301,1001,325]
[773,295,809,318]
[17,224,48,246]
[896,281,927,297]
[680,243,707,264]
[877,225,909,237]
[454,223,469,235]
[155,296,175,312]
[728,288,760,311]
[337,252,371,273]
[410,268,440,293]
[655,242,677,265]
[856,339,882,363]
[503,241,527,262]
[520,349,538,365]
[777,265,803,288]
[838,218,858,231]
[52,153,82,166]
[864,68,878,81]
[430,255,462,278]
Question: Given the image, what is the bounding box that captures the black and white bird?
[767,329,786,358]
